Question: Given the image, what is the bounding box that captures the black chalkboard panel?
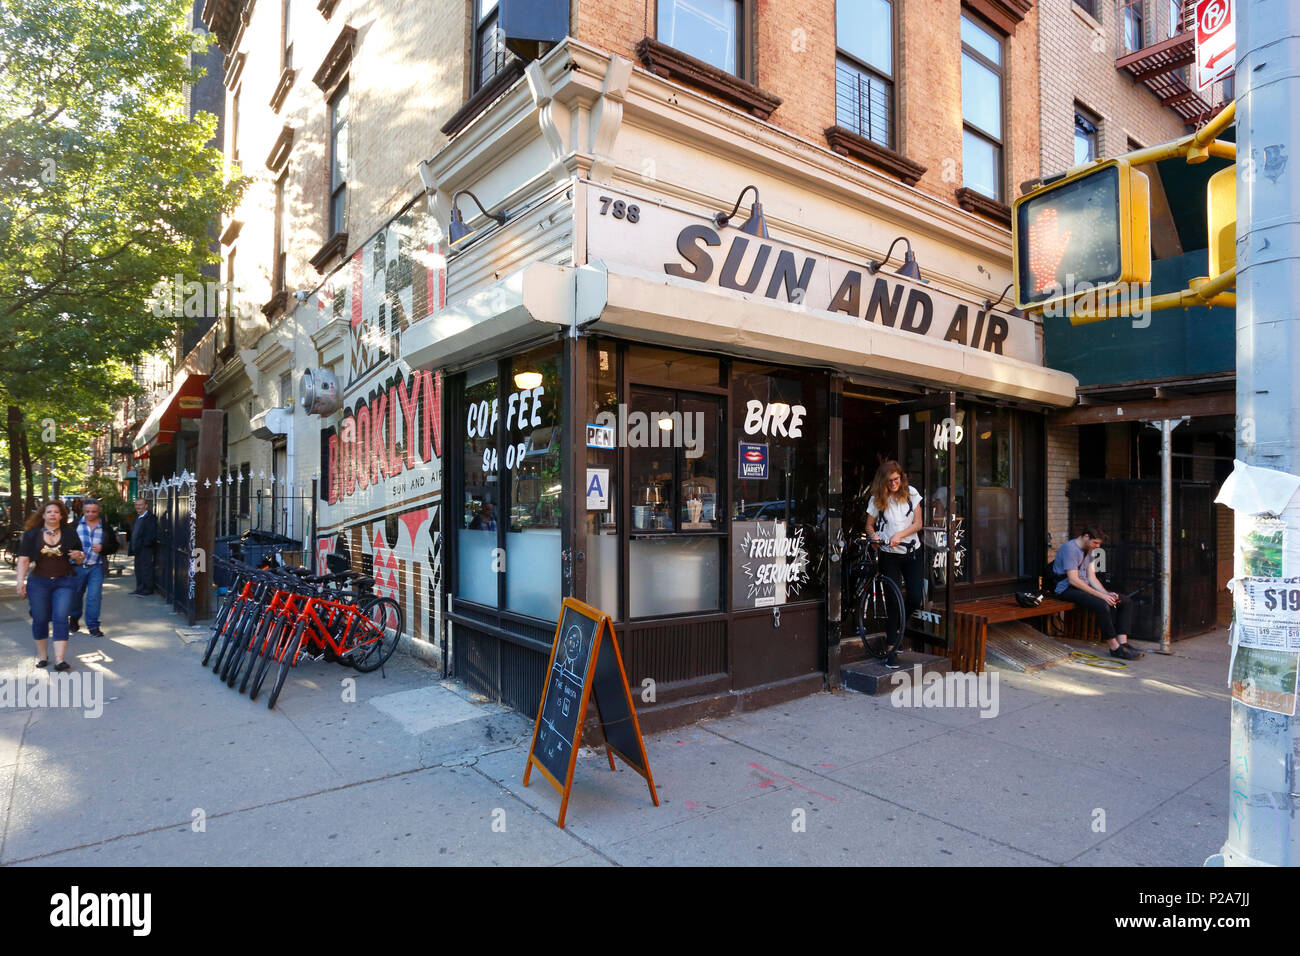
[524,597,659,827]
[589,628,647,780]
[532,604,599,789]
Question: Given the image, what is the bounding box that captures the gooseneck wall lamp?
[447,189,507,248]
[867,236,922,281]
[712,184,769,239]
[983,282,1025,319]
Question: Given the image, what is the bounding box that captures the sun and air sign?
[583,186,1037,365]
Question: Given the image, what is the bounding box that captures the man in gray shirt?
[1052,526,1140,660]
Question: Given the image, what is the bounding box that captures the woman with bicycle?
[865,461,923,670]
[15,500,86,671]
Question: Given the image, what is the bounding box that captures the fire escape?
[1115,0,1226,125]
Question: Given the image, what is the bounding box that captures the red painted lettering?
[397,373,421,469]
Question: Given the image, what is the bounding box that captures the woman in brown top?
[16,500,85,671]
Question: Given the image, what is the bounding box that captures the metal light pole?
[1147,416,1186,655]
[1213,0,1300,867]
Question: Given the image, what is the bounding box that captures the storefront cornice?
[422,40,1019,312]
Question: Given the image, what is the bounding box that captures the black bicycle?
[840,530,909,658]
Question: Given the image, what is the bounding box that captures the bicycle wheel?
[267,621,306,710]
[221,615,254,685]
[249,617,292,701]
[348,597,404,673]
[859,574,905,658]
[201,616,227,666]
[237,615,279,695]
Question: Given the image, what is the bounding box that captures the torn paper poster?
[1215,459,1300,515]
[1235,579,1300,651]
[1230,642,1300,716]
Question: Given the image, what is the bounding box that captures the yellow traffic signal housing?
[1207,165,1236,280]
[1012,159,1151,312]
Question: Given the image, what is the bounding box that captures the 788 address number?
[598,196,640,223]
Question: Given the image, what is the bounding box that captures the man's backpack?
[1043,559,1064,593]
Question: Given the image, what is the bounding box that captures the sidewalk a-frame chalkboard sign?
[523,597,659,827]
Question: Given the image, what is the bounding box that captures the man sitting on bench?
[1052,526,1141,661]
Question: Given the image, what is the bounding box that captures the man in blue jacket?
[1052,526,1140,660]
[128,497,159,596]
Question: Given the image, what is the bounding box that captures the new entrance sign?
[1195,0,1236,92]
[524,597,659,827]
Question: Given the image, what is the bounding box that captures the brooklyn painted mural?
[315,209,446,646]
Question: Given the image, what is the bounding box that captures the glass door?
[893,392,961,642]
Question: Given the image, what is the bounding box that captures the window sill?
[955,186,1012,228]
[309,231,348,274]
[316,0,339,19]
[629,530,727,539]
[1070,2,1103,32]
[634,36,782,121]
[440,59,527,139]
[824,126,927,186]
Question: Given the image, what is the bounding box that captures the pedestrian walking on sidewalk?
[1051,526,1141,660]
[128,497,158,595]
[15,501,86,671]
[69,498,118,637]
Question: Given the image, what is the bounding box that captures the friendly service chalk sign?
[524,597,659,827]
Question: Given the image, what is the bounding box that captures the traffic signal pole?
[1213,0,1300,868]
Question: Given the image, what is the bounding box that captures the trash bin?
[239,529,297,572]
[213,534,241,588]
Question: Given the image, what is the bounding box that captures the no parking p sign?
[1195,0,1236,92]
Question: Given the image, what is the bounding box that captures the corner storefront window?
[626,345,724,618]
[459,362,499,607]
[730,362,828,609]
[505,344,563,619]
[454,346,564,621]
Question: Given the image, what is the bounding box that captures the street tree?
[0,0,243,525]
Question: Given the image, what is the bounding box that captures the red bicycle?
[254,583,404,709]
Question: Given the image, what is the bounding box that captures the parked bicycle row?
[203,552,404,709]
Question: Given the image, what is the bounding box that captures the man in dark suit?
[128,497,158,595]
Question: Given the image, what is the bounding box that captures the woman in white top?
[865,460,924,669]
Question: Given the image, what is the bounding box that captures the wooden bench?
[939,595,1099,674]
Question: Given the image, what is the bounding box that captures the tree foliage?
[0,0,243,520]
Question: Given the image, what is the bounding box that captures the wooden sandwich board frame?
[523,596,659,828]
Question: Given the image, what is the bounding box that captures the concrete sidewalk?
[0,567,1231,866]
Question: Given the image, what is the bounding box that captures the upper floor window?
[273,172,288,292]
[1074,106,1100,166]
[328,82,348,236]
[473,0,515,91]
[658,0,742,76]
[960,14,1003,201]
[1073,0,1098,17]
[1167,0,1183,38]
[835,0,894,148]
[230,85,241,166]
[1120,0,1145,53]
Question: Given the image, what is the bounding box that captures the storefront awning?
[400,263,573,371]
[400,262,1079,407]
[582,261,1078,407]
[132,371,212,459]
